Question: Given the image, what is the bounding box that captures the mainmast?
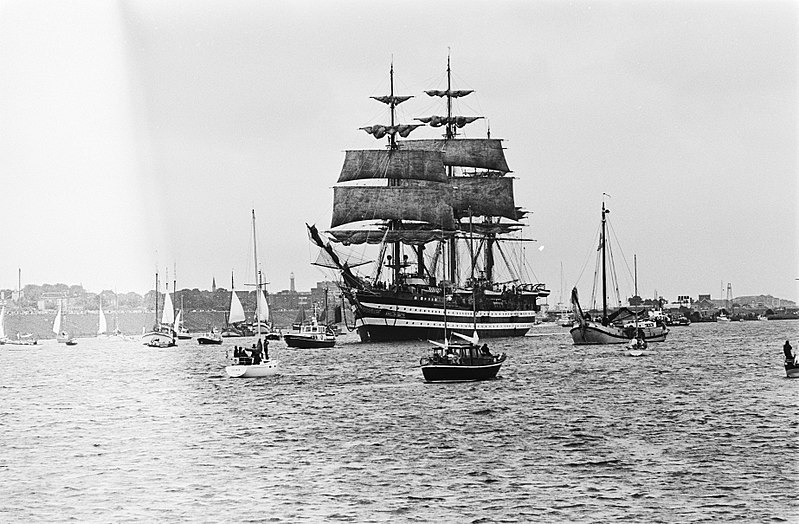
[445,54,457,283]
[601,201,609,325]
[387,61,402,287]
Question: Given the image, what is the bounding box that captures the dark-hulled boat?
[283,321,336,349]
[420,337,506,382]
[307,57,548,343]
[786,355,799,378]
[197,329,222,345]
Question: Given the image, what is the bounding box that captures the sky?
[0,0,796,303]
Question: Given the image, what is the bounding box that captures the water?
[1,321,797,522]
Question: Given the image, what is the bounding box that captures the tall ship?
[308,57,549,342]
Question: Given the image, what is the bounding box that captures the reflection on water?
[1,321,797,522]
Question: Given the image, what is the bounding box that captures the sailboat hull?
[225,360,279,378]
[570,322,668,345]
[420,357,505,382]
[785,360,799,378]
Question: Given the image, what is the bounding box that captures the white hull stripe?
[355,317,534,330]
[358,301,537,319]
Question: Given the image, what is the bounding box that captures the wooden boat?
[305,58,549,343]
[225,210,279,378]
[570,199,668,345]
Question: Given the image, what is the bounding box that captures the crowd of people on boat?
[232,338,269,365]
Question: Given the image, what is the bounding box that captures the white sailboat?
[221,275,247,337]
[174,297,192,339]
[0,305,7,343]
[54,300,77,345]
[226,209,279,378]
[98,301,108,335]
[142,272,177,347]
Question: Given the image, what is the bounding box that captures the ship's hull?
[570,322,669,345]
[351,295,537,342]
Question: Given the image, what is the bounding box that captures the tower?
[290,272,295,294]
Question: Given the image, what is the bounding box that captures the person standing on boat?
[262,338,269,360]
[784,340,794,363]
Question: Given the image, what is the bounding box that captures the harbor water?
[1,321,797,522]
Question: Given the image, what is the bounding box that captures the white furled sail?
[257,291,269,322]
[161,292,175,325]
[53,302,63,334]
[229,291,246,324]
[98,305,108,335]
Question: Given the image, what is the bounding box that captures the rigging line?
[573,222,603,288]
[590,248,601,311]
[606,235,622,307]
[606,220,636,290]
[494,241,520,285]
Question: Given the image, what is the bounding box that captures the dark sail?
[337,149,447,183]
[330,185,456,229]
[398,138,510,173]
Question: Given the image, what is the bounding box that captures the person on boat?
[784,340,794,363]
[480,343,491,356]
[263,338,269,360]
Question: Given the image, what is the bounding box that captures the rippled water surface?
[2,321,797,522]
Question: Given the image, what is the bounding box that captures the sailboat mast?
[252,209,261,339]
[154,271,160,329]
[601,201,608,324]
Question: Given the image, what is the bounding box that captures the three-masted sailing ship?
[308,57,549,342]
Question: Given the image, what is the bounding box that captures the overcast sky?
[0,0,796,303]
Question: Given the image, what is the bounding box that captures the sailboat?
[0,305,6,344]
[174,305,192,339]
[221,272,248,337]
[255,282,281,340]
[54,300,77,345]
[420,227,506,382]
[1,305,37,346]
[570,199,669,345]
[97,299,108,336]
[141,272,177,347]
[306,57,549,343]
[225,209,279,378]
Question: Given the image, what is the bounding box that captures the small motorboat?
[284,321,336,349]
[420,334,506,382]
[197,329,223,345]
